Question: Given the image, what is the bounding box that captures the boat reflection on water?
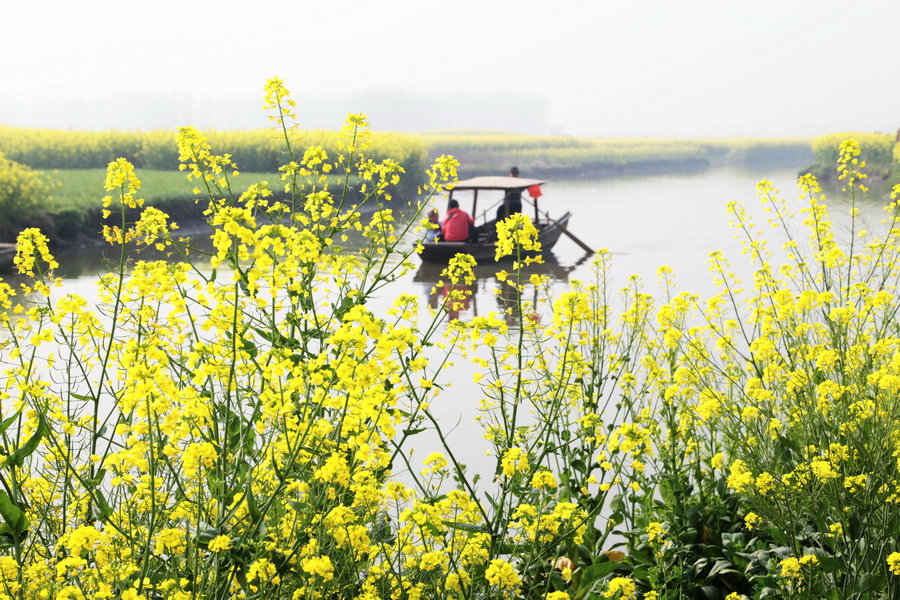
[412,252,589,325]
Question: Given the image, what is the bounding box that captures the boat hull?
[418,212,572,263]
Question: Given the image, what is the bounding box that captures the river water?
[52,161,890,311]
[44,161,892,483]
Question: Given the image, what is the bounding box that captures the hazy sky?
[2,0,898,136]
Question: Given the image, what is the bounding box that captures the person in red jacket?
[441,199,474,242]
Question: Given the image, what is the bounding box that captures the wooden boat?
[418,176,582,263]
[413,252,582,283]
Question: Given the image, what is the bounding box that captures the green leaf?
[245,486,261,521]
[678,526,699,544]
[817,555,843,573]
[241,337,258,359]
[303,327,326,340]
[0,491,28,535]
[419,520,444,537]
[91,489,113,521]
[579,559,618,588]
[707,558,736,578]
[627,547,651,564]
[859,573,886,593]
[492,541,527,555]
[609,493,626,515]
[195,526,220,547]
[721,532,745,549]
[3,415,46,468]
[252,327,300,349]
[441,521,489,534]
[0,412,20,437]
[84,468,107,489]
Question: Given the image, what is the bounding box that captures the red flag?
[527,184,543,198]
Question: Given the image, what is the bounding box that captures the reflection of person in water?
[495,273,542,327]
[425,280,473,321]
[496,278,522,326]
[441,283,473,320]
[413,248,591,325]
[426,282,440,311]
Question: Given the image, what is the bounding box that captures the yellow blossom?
[485,558,521,590]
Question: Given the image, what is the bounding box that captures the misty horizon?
[3,87,894,139]
[1,0,897,139]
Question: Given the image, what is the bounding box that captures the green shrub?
[812,132,894,169]
[0,150,52,237]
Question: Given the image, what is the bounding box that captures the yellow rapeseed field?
[0,79,897,600]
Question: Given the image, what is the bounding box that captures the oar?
[553,217,594,254]
[523,198,594,254]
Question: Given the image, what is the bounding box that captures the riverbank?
[418,134,813,177]
[7,157,807,252]
[0,129,818,249]
[0,168,407,251]
[803,131,899,190]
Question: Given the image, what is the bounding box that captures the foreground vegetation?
[0,79,899,600]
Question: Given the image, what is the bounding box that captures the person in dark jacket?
[497,166,523,221]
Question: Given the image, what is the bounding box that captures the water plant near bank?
[0,80,898,600]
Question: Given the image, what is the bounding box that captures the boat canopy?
[449,176,546,191]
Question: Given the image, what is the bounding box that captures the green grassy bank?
[6,169,373,246]
[42,169,280,214]
[7,169,270,246]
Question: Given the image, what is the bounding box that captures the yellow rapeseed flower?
[887,552,900,576]
[14,227,58,276]
[495,213,541,260]
[485,558,521,591]
[602,576,636,599]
